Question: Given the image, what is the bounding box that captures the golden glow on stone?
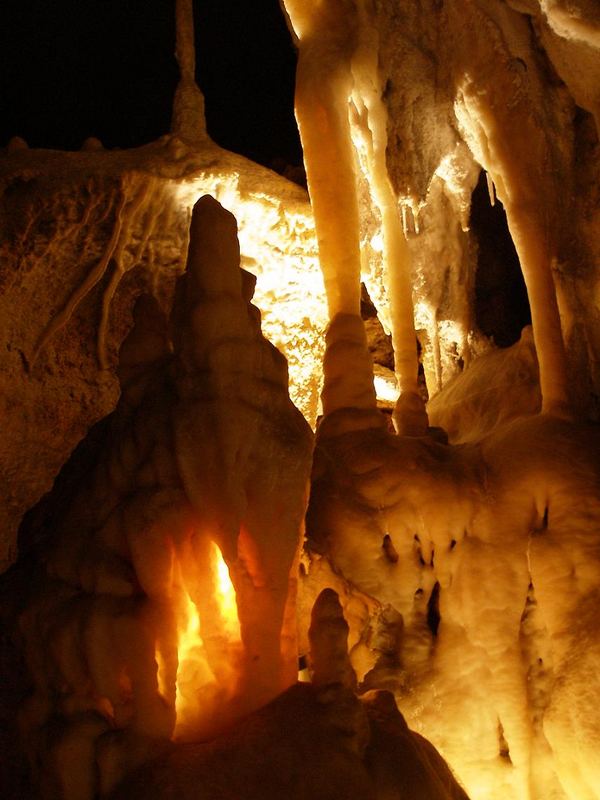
[153,542,244,739]
[171,174,326,427]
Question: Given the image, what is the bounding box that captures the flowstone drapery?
[2,198,469,800]
[302,396,600,799]
[282,3,600,796]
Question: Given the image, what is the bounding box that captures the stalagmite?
[309,588,357,689]
[320,312,380,420]
[0,78,325,563]
[4,197,313,798]
[170,197,314,707]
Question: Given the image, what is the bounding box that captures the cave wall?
[356,0,600,409]
[1,2,600,798]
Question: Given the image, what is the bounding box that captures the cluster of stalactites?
[284,0,428,436]
[283,0,597,428]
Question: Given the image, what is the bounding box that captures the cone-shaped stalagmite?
[7,196,313,799]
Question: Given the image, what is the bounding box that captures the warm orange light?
[212,541,241,640]
[174,586,216,725]
[153,540,243,739]
[180,589,201,651]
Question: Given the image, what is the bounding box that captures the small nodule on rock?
[7,136,28,151]
[81,137,104,151]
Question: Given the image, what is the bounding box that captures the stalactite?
[349,7,427,434]
[450,1,573,419]
[290,3,361,319]
[2,2,600,799]
[172,0,207,145]
[285,0,427,433]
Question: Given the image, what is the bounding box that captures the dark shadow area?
[0,0,301,169]
[426,581,441,637]
[195,0,301,169]
[0,0,177,150]
[471,171,531,347]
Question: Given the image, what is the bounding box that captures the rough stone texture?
[324,0,600,411]
[106,590,468,800]
[4,0,597,571]
[427,327,541,443]
[1,4,600,798]
[0,137,325,570]
[354,0,483,394]
[0,196,313,799]
[305,404,600,799]
[109,681,469,800]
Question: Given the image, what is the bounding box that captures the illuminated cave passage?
[361,283,395,373]
[361,283,428,411]
[1,2,600,800]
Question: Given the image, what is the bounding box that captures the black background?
[0,0,301,167]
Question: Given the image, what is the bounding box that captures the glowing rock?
[0,135,325,571]
[109,590,469,800]
[305,393,600,799]
[6,196,313,798]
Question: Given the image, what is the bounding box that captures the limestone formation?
[304,389,600,798]
[108,590,468,800]
[0,131,325,571]
[1,1,600,799]
[2,197,313,798]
